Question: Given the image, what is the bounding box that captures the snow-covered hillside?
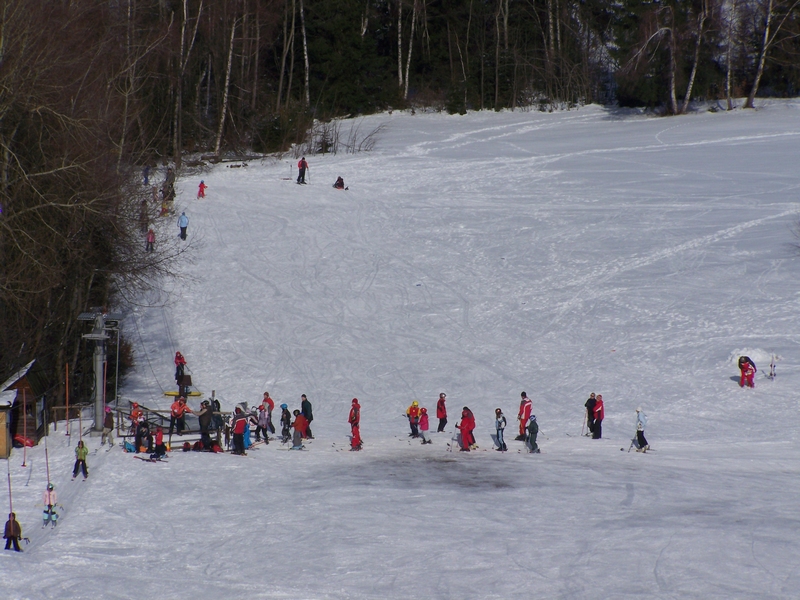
[3,102,800,599]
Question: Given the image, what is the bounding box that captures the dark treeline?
[1,0,799,407]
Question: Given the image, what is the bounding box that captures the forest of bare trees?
[1,0,799,406]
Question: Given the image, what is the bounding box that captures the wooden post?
[65,363,70,437]
[21,389,27,467]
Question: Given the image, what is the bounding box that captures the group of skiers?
[404,392,540,453]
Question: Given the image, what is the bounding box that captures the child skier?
[256,405,269,442]
[197,180,207,198]
[495,408,507,451]
[458,407,476,451]
[145,228,155,252]
[279,403,292,444]
[174,351,187,382]
[42,483,58,528]
[527,415,540,453]
[151,427,167,459]
[73,440,89,480]
[101,405,114,447]
[349,398,362,450]
[406,400,421,438]
[230,407,248,455]
[738,356,757,388]
[291,409,308,449]
[297,157,309,184]
[635,407,649,452]
[436,393,447,432]
[419,407,432,445]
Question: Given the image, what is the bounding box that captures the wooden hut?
[0,360,48,459]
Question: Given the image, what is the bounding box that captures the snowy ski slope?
[3,101,800,599]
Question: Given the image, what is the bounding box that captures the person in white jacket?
[635,407,649,452]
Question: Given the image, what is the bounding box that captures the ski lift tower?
[78,310,122,433]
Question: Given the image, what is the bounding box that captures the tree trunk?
[745,0,773,109]
[299,0,310,106]
[214,17,237,156]
[668,25,678,115]
[398,1,403,88]
[403,0,417,100]
[680,5,706,115]
[726,0,736,111]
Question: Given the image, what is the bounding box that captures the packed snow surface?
[3,102,800,599]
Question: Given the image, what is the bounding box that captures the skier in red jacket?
[458,407,476,451]
[197,180,207,198]
[738,356,757,388]
[231,407,248,455]
[291,410,308,449]
[297,157,309,184]
[349,398,362,451]
[592,394,605,439]
[516,392,532,440]
[419,407,432,444]
[174,351,187,382]
[436,393,447,432]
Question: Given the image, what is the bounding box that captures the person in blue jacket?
[177,211,189,240]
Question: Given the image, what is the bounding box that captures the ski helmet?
[412,400,419,406]
[105,406,111,413]
[495,408,502,414]
[48,483,54,490]
[529,414,536,422]
[439,393,446,398]
[352,398,358,404]
[521,391,527,398]
[636,407,642,413]
[280,403,288,410]
[420,407,427,413]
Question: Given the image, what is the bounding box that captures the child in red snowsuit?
[458,407,475,451]
[419,408,431,444]
[197,180,207,198]
[349,398,362,450]
[739,356,756,388]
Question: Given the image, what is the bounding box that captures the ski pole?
[581,411,586,437]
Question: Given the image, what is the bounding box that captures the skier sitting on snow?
[738,356,757,388]
[151,427,167,459]
[333,176,345,189]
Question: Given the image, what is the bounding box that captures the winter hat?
[200,180,204,184]
[352,398,359,404]
[420,407,427,414]
[293,409,301,416]
[636,407,642,413]
[105,406,111,413]
[280,403,288,410]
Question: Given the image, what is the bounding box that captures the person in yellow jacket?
[72,440,89,480]
[406,400,421,438]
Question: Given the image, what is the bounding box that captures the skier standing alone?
[516,392,532,440]
[42,483,58,528]
[738,356,757,388]
[436,393,447,432]
[495,408,507,451]
[635,407,649,452]
[349,398,362,450]
[301,394,314,439]
[73,440,89,480]
[197,180,207,199]
[297,157,309,184]
[177,211,189,240]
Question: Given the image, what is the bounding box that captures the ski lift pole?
[65,363,70,438]
[44,434,51,488]
[6,455,12,514]
[21,389,28,468]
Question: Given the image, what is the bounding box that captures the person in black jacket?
[279,403,292,444]
[584,393,597,436]
[195,400,214,448]
[301,394,314,439]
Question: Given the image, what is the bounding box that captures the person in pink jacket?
[42,483,58,528]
